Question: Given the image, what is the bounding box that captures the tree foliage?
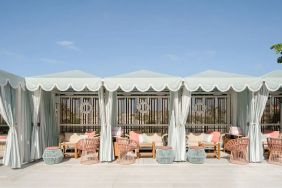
[270,43,282,63]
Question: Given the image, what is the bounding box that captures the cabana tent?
[26,70,103,161]
[103,70,184,161]
[0,69,26,168]
[184,70,269,162]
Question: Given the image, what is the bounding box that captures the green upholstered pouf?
[186,146,206,164]
[156,146,175,164]
[42,147,64,165]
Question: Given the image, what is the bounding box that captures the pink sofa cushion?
[210,131,221,143]
[129,131,139,143]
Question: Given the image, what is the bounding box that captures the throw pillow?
[112,127,123,137]
[210,131,221,143]
[203,133,213,143]
[229,126,242,135]
[129,131,139,143]
[142,133,149,143]
[139,134,144,143]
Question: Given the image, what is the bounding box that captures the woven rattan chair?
[224,137,249,165]
[77,137,100,164]
[267,137,282,165]
[116,137,137,165]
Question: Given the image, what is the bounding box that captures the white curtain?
[236,90,251,136]
[248,85,269,162]
[231,92,237,126]
[30,89,42,160]
[39,91,47,154]
[99,88,115,162]
[168,88,191,161]
[0,85,21,168]
[47,93,58,146]
[17,88,32,164]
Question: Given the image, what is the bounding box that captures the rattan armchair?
[116,137,138,164]
[224,137,249,165]
[267,137,282,165]
[77,137,100,164]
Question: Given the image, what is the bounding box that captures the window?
[261,96,281,124]
[59,95,99,125]
[187,94,230,124]
[117,93,169,125]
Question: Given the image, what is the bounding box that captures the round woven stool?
[156,146,175,164]
[186,146,206,164]
[42,146,64,165]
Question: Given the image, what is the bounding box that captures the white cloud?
[56,40,81,51]
[39,58,64,64]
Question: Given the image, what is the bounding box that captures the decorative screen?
[117,94,169,125]
[59,96,99,125]
[261,96,281,124]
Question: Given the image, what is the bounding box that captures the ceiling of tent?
[0,69,25,89]
[103,70,183,92]
[25,70,102,91]
[262,70,282,92]
[184,70,262,92]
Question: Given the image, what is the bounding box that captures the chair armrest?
[161,134,168,139]
[161,134,168,146]
[125,134,130,139]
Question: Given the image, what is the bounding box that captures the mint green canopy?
[184,70,262,92]
[262,70,282,92]
[26,70,102,91]
[104,70,183,92]
[0,69,25,89]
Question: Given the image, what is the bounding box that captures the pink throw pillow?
[210,131,221,143]
[269,131,279,138]
[85,131,96,138]
[129,131,139,143]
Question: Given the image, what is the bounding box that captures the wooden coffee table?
[138,142,156,159]
[199,142,220,159]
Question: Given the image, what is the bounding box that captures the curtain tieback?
[32,122,40,127]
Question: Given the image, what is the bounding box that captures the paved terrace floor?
[0,154,281,188]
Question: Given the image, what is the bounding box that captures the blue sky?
[0,0,281,77]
